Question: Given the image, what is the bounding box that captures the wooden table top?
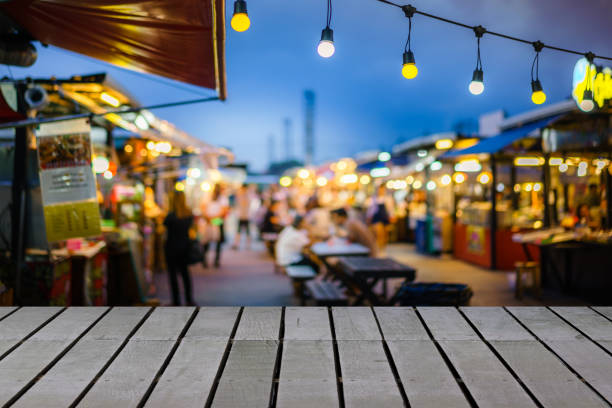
[310,242,370,258]
[0,306,611,407]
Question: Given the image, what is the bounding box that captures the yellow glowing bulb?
[316,176,328,187]
[201,181,212,192]
[124,144,133,153]
[231,13,250,32]
[175,181,185,192]
[146,141,156,150]
[360,175,371,185]
[402,63,418,79]
[531,90,546,105]
[279,176,292,187]
[297,169,309,179]
[453,172,466,184]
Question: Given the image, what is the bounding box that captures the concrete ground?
[154,241,589,307]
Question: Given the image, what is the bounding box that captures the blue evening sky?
[6,0,612,171]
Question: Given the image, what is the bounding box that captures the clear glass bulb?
[469,80,484,95]
[317,40,335,58]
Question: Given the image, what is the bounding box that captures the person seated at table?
[305,195,332,241]
[330,208,377,257]
[260,200,283,234]
[275,216,318,270]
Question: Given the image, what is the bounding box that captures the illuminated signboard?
[572,57,612,111]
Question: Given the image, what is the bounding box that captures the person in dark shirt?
[163,191,195,306]
[261,200,283,234]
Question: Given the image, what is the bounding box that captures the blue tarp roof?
[443,116,561,158]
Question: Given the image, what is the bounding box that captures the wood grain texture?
[461,307,534,341]
[212,340,278,408]
[387,340,470,408]
[438,340,537,408]
[0,307,107,406]
[12,307,149,408]
[145,339,229,408]
[284,307,332,340]
[131,306,195,340]
[417,307,478,341]
[507,307,612,403]
[337,340,403,408]
[551,307,612,353]
[277,341,339,408]
[183,307,240,340]
[0,307,17,321]
[332,307,381,340]
[374,307,429,340]
[234,307,281,340]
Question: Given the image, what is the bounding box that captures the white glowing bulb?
[317,40,335,58]
[580,99,594,112]
[469,80,484,95]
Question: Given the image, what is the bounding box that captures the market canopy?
[0,0,226,99]
[443,116,561,158]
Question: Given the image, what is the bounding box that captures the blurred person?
[232,184,255,250]
[163,191,195,306]
[304,195,331,240]
[201,184,229,267]
[584,183,601,208]
[331,208,377,257]
[275,215,317,269]
[261,200,283,234]
[366,185,395,251]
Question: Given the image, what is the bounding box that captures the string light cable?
[318,0,335,58]
[531,41,546,104]
[468,26,485,95]
[401,5,418,79]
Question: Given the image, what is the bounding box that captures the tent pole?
[490,155,497,270]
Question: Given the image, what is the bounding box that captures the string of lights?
[230,0,611,110]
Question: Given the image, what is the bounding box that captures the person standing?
[202,184,229,267]
[163,191,195,306]
[233,184,254,250]
[366,185,395,251]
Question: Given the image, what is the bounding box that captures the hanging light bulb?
[581,89,595,112]
[580,53,596,112]
[318,0,335,58]
[468,26,485,95]
[469,69,484,95]
[231,0,250,32]
[401,6,418,79]
[318,28,335,58]
[531,80,546,105]
[530,41,546,105]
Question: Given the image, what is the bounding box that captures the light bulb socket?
[531,80,543,93]
[233,0,247,14]
[403,51,415,65]
[583,89,594,101]
[321,27,334,42]
[471,69,483,82]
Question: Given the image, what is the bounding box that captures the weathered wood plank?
[593,307,612,321]
[551,307,612,353]
[464,307,607,407]
[183,306,240,340]
[145,307,240,408]
[11,307,149,408]
[460,307,534,341]
[212,340,278,407]
[387,340,470,408]
[0,306,17,321]
[131,306,195,340]
[332,307,381,340]
[76,307,194,407]
[0,307,63,357]
[508,307,612,403]
[234,307,281,340]
[418,307,537,407]
[417,307,478,340]
[0,307,107,407]
[374,307,429,340]
[337,340,403,407]
[277,341,339,408]
[284,307,332,340]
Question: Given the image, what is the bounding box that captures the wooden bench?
[305,280,348,306]
[284,265,316,305]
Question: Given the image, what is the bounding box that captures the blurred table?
[309,241,370,259]
[337,257,416,305]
